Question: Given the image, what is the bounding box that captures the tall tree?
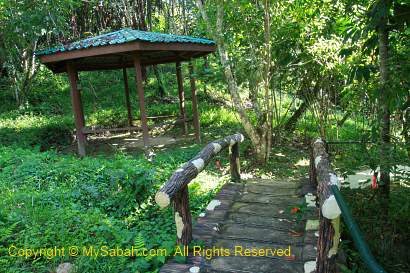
[1,0,73,104]
[196,0,274,163]
[376,0,392,198]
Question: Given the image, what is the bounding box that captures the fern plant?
[134,233,146,250]
[0,221,19,243]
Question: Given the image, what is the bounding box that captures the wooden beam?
[147,114,177,120]
[133,54,149,147]
[122,67,133,127]
[66,63,86,156]
[176,62,188,135]
[81,118,191,135]
[189,61,201,144]
[45,51,211,74]
[82,126,140,134]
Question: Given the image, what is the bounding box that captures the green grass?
[0,144,229,273]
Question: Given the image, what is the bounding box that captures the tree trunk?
[337,111,351,127]
[404,108,410,160]
[196,0,273,163]
[402,97,410,159]
[203,56,209,96]
[284,101,308,132]
[262,0,273,161]
[153,65,166,97]
[378,0,391,199]
[281,82,320,133]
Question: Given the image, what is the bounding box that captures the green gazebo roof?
[35,28,216,73]
[35,28,215,56]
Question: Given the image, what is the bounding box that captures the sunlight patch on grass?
[190,170,226,193]
[295,158,309,167]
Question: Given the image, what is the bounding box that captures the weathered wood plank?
[160,179,315,273]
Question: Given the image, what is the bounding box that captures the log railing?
[155,133,244,245]
[311,138,386,273]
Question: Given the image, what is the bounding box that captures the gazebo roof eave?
[37,40,216,67]
[44,50,211,73]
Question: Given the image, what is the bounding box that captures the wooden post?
[133,54,149,147]
[122,67,133,127]
[66,63,86,157]
[312,138,342,273]
[230,142,241,182]
[189,61,201,144]
[173,185,193,245]
[176,61,188,135]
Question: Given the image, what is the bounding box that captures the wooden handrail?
[155,133,244,245]
[311,138,386,273]
[310,138,341,273]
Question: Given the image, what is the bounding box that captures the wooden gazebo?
[35,28,216,156]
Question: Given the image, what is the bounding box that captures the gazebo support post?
[66,63,86,156]
[176,61,188,135]
[122,67,133,127]
[188,61,201,144]
[133,54,149,147]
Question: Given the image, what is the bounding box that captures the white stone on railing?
[191,158,205,171]
[321,195,341,219]
[175,212,184,239]
[212,142,222,153]
[304,260,316,273]
[329,173,340,187]
[314,138,323,144]
[314,156,322,168]
[189,266,200,273]
[206,200,221,211]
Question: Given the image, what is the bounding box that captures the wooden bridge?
[160,178,318,273]
[155,134,386,273]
